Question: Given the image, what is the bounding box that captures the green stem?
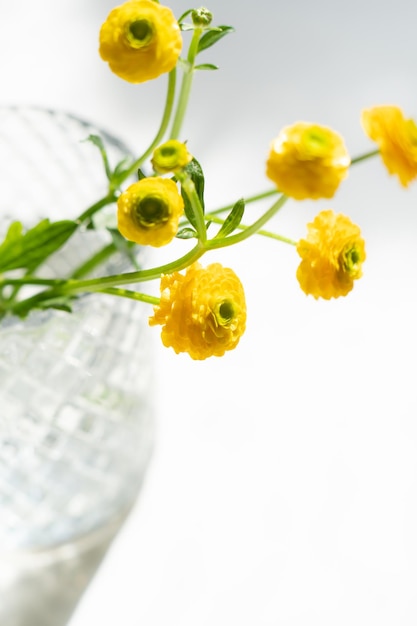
[196,188,279,224]
[70,243,118,279]
[206,194,289,250]
[118,69,178,183]
[76,193,118,225]
[0,277,67,289]
[97,287,159,306]
[208,215,297,245]
[170,27,202,139]
[351,149,379,165]
[9,242,206,316]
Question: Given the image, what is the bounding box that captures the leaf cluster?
[0,219,77,274]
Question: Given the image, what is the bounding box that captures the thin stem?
[76,193,117,225]
[70,243,118,279]
[97,287,159,306]
[200,188,279,221]
[170,27,202,139]
[118,69,178,183]
[351,149,379,165]
[9,242,206,316]
[0,277,68,289]
[206,194,289,250]
[208,215,297,246]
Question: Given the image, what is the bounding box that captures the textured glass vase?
[0,107,154,626]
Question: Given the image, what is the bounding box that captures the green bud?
[152,140,192,174]
[191,7,213,27]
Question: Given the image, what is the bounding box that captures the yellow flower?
[151,140,192,174]
[361,105,417,187]
[99,0,182,83]
[149,262,247,359]
[296,210,366,299]
[117,177,184,247]
[266,122,350,200]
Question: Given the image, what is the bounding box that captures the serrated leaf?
[215,198,245,238]
[195,63,219,71]
[84,134,112,180]
[197,25,234,54]
[0,219,78,273]
[176,227,198,240]
[181,158,205,230]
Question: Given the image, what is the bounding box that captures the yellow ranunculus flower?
[266,122,350,200]
[151,140,192,174]
[361,105,417,187]
[117,177,184,247]
[99,0,182,83]
[296,210,366,299]
[149,262,247,359]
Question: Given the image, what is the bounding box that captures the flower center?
[216,300,235,326]
[125,19,154,49]
[341,244,362,277]
[302,128,330,157]
[160,146,176,159]
[135,196,170,228]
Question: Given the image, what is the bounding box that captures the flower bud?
[151,140,192,174]
[191,7,213,27]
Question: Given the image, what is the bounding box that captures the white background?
[2,1,417,624]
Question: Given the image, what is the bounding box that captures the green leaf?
[197,25,234,54]
[215,198,245,238]
[195,63,219,71]
[0,219,78,273]
[84,135,112,180]
[181,157,205,230]
[176,227,198,240]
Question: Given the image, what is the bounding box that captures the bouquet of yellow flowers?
[1,0,416,361]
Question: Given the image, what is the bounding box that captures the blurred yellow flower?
[266,122,350,200]
[117,177,184,247]
[296,210,366,299]
[149,262,247,359]
[361,105,417,187]
[151,140,192,174]
[99,0,182,83]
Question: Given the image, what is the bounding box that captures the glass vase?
[0,106,154,626]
